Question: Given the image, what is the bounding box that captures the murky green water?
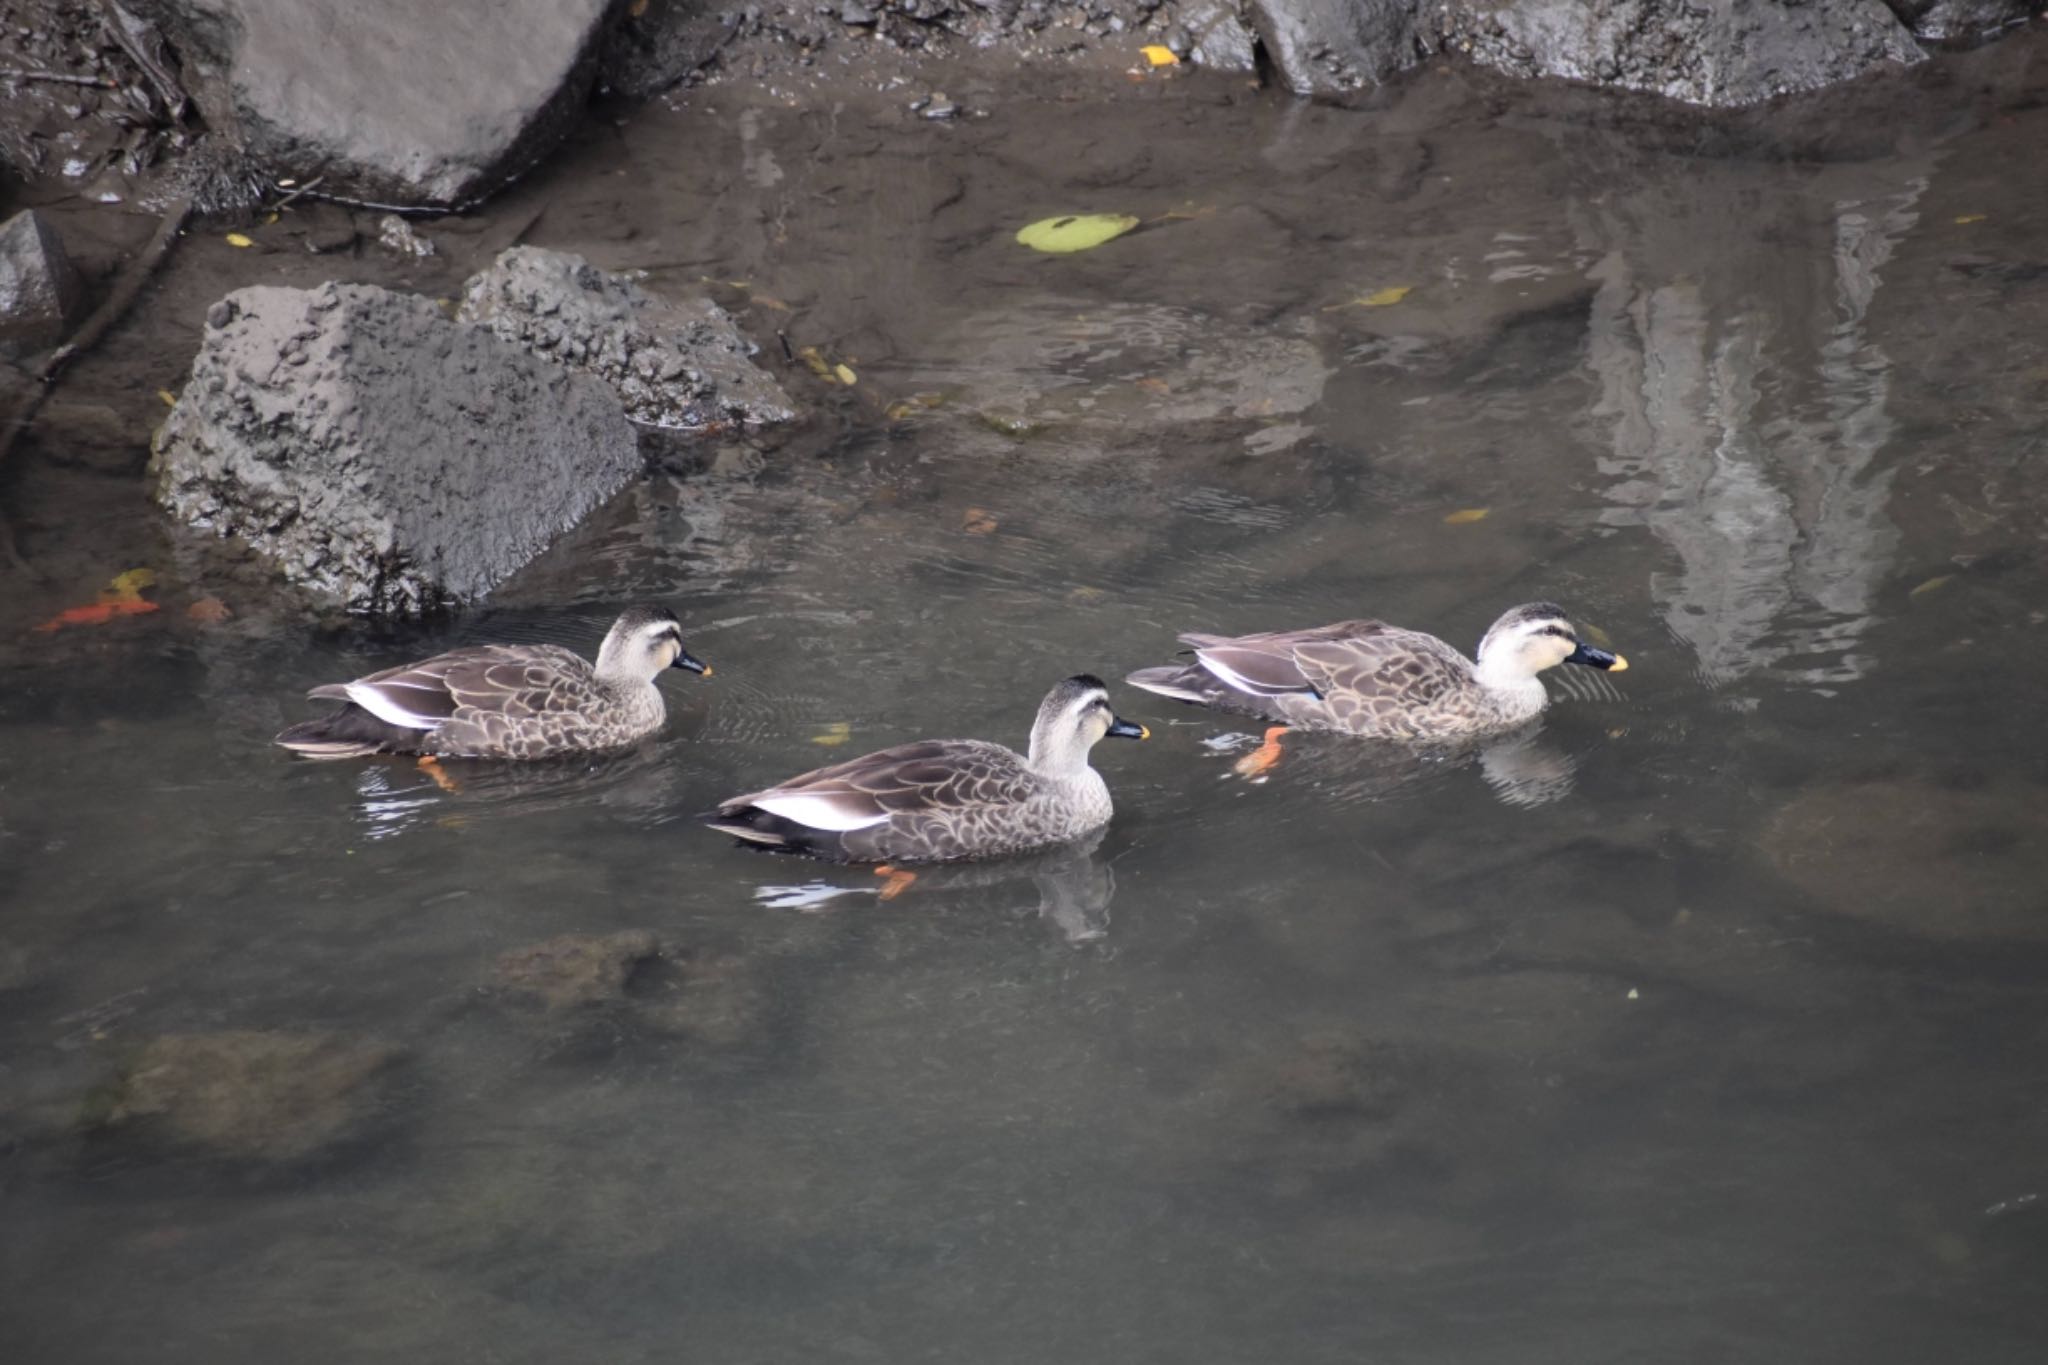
[7,38,2048,1363]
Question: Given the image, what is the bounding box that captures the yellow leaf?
[157,389,177,407]
[1140,45,1179,67]
[1953,214,1987,225]
[962,506,998,535]
[886,401,917,420]
[224,232,254,248]
[1015,213,1140,254]
[1325,285,1415,311]
[833,363,857,386]
[1909,575,1953,599]
[795,345,837,381]
[1443,508,1490,525]
[108,568,157,599]
[262,211,280,226]
[811,722,852,747]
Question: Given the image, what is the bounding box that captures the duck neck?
[1472,653,1547,717]
[1027,722,1094,780]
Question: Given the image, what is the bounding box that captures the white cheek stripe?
[344,681,444,731]
[752,792,893,832]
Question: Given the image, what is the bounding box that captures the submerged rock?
[491,930,663,1011]
[0,209,86,359]
[152,281,640,615]
[95,1030,401,1161]
[123,0,619,208]
[1764,776,2048,941]
[459,247,796,432]
[1433,0,1926,108]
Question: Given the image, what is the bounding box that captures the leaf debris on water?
[1324,285,1414,310]
[833,363,857,386]
[224,232,254,248]
[156,389,177,407]
[1443,508,1490,525]
[1140,45,1180,67]
[1909,575,1953,599]
[1015,213,1140,254]
[812,722,853,747]
[962,506,999,535]
[1953,214,1987,225]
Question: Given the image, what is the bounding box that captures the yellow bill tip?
[1139,724,1152,740]
[1608,654,1629,673]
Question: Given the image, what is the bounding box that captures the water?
[7,40,2048,1362]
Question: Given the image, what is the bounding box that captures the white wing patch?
[1196,648,1307,699]
[752,791,893,832]
[344,680,446,731]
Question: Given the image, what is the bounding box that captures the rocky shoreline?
[1,0,2042,615]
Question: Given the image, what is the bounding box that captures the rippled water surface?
[7,39,2048,1363]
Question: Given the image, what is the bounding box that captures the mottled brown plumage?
[1124,603,1625,740]
[275,606,709,760]
[705,676,1147,864]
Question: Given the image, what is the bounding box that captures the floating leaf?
[261,211,280,226]
[1015,213,1139,254]
[885,393,946,420]
[1135,376,1171,395]
[108,568,157,597]
[833,363,857,386]
[811,721,852,747]
[962,506,998,535]
[186,596,232,624]
[1140,45,1180,67]
[795,345,836,381]
[1954,214,1987,225]
[1325,285,1414,311]
[751,294,792,312]
[156,388,178,407]
[224,232,254,248]
[1443,508,1490,525]
[1909,575,1953,599]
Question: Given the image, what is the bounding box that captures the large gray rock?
[1249,0,1431,94]
[126,0,623,208]
[1183,0,1262,73]
[458,247,795,431]
[1883,0,2034,39]
[1434,0,1926,107]
[152,281,640,615]
[0,209,85,360]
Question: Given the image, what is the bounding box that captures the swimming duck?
[704,675,1148,864]
[1123,602,1625,740]
[274,605,709,760]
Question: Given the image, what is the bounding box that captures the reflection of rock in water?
[1574,150,1932,689]
[1764,775,2048,942]
[752,828,1117,944]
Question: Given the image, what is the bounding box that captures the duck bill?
[1106,716,1150,740]
[673,648,712,677]
[1565,642,1627,672]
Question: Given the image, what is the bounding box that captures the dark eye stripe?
[1540,625,1575,640]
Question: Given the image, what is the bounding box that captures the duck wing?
[1170,620,1392,701]
[1290,624,1477,716]
[314,644,592,733]
[718,739,1034,833]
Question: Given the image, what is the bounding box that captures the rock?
[1883,0,2034,39]
[96,1030,400,1161]
[491,931,662,1010]
[1248,0,1430,95]
[1763,776,2048,941]
[152,281,641,615]
[123,0,620,208]
[374,214,436,259]
[1433,0,1926,108]
[1184,0,1261,72]
[0,209,86,359]
[458,247,796,432]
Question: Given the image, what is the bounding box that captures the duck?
[274,605,709,760]
[704,674,1148,866]
[1123,602,1625,741]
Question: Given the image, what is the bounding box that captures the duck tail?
[1123,664,1212,705]
[274,705,422,759]
[700,805,837,858]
